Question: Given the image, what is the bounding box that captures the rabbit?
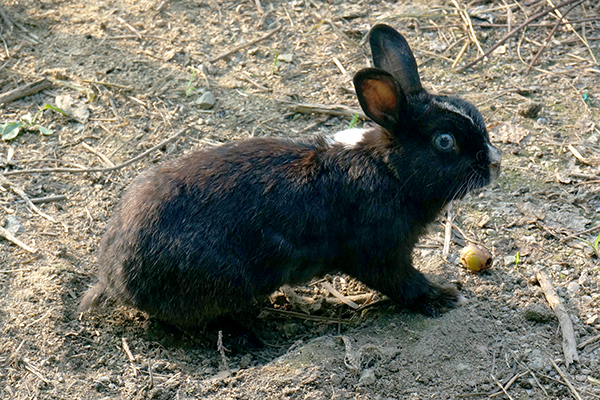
[80,24,501,327]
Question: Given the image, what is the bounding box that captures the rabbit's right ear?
[354,68,405,132]
[369,24,423,95]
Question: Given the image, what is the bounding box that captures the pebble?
[359,368,376,386]
[5,216,24,235]
[278,53,294,63]
[522,304,553,323]
[566,281,580,293]
[196,91,216,109]
[456,363,472,374]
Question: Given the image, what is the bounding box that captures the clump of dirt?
[0,1,599,399]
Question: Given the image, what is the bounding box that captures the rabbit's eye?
[433,132,456,152]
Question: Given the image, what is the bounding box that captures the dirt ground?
[1,0,599,399]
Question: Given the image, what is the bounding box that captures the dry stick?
[0,226,37,253]
[443,204,453,258]
[526,0,584,73]
[451,0,485,56]
[122,337,136,363]
[217,331,230,373]
[457,0,582,71]
[489,371,530,398]
[275,98,366,119]
[559,223,600,243]
[81,142,116,167]
[0,79,52,104]
[210,26,282,63]
[546,0,598,64]
[23,195,67,204]
[0,176,57,223]
[260,308,350,324]
[322,282,360,310]
[536,268,579,365]
[116,16,143,40]
[578,334,600,349]
[3,128,188,176]
[549,358,583,400]
[491,375,515,400]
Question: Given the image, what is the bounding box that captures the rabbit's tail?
[78,282,108,313]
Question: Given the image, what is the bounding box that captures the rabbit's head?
[354,24,501,203]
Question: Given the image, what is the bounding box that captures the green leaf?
[41,103,69,117]
[348,113,359,129]
[1,122,23,140]
[34,125,55,136]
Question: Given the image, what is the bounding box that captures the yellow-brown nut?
[460,243,493,272]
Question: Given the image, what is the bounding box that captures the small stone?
[195,92,216,109]
[566,281,580,293]
[359,368,376,386]
[522,304,553,323]
[278,53,294,63]
[456,363,472,374]
[5,216,24,235]
[517,101,543,119]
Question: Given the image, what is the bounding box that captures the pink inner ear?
[361,79,397,121]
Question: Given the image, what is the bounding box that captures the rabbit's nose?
[488,143,502,181]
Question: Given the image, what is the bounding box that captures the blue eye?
[433,132,455,152]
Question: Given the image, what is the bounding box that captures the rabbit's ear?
[354,68,404,131]
[369,24,422,95]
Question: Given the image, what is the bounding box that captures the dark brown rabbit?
[80,24,501,327]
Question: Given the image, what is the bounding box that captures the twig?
[20,195,67,204]
[253,0,263,14]
[0,6,15,31]
[81,142,116,167]
[322,282,360,310]
[560,224,600,243]
[526,0,583,73]
[577,334,600,349]
[0,176,57,223]
[275,98,366,119]
[457,0,583,71]
[259,308,351,324]
[443,204,453,258]
[3,128,188,176]
[24,307,55,328]
[81,79,133,90]
[210,26,282,63]
[546,0,597,64]
[116,16,143,40]
[536,268,579,365]
[122,338,136,362]
[0,226,37,253]
[451,0,485,56]
[549,358,583,400]
[217,331,230,373]
[491,375,515,400]
[489,371,530,398]
[0,79,52,104]
[147,358,154,389]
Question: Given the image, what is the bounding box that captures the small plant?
[514,252,521,269]
[575,230,600,259]
[185,70,197,97]
[348,113,359,129]
[1,104,67,140]
[272,51,279,74]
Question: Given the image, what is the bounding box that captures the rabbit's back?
[92,134,420,325]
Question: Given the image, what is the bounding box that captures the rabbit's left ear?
[369,24,423,95]
[354,68,404,132]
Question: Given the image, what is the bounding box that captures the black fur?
[80,25,501,326]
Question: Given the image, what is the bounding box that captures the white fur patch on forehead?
[432,98,474,126]
[327,128,367,147]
